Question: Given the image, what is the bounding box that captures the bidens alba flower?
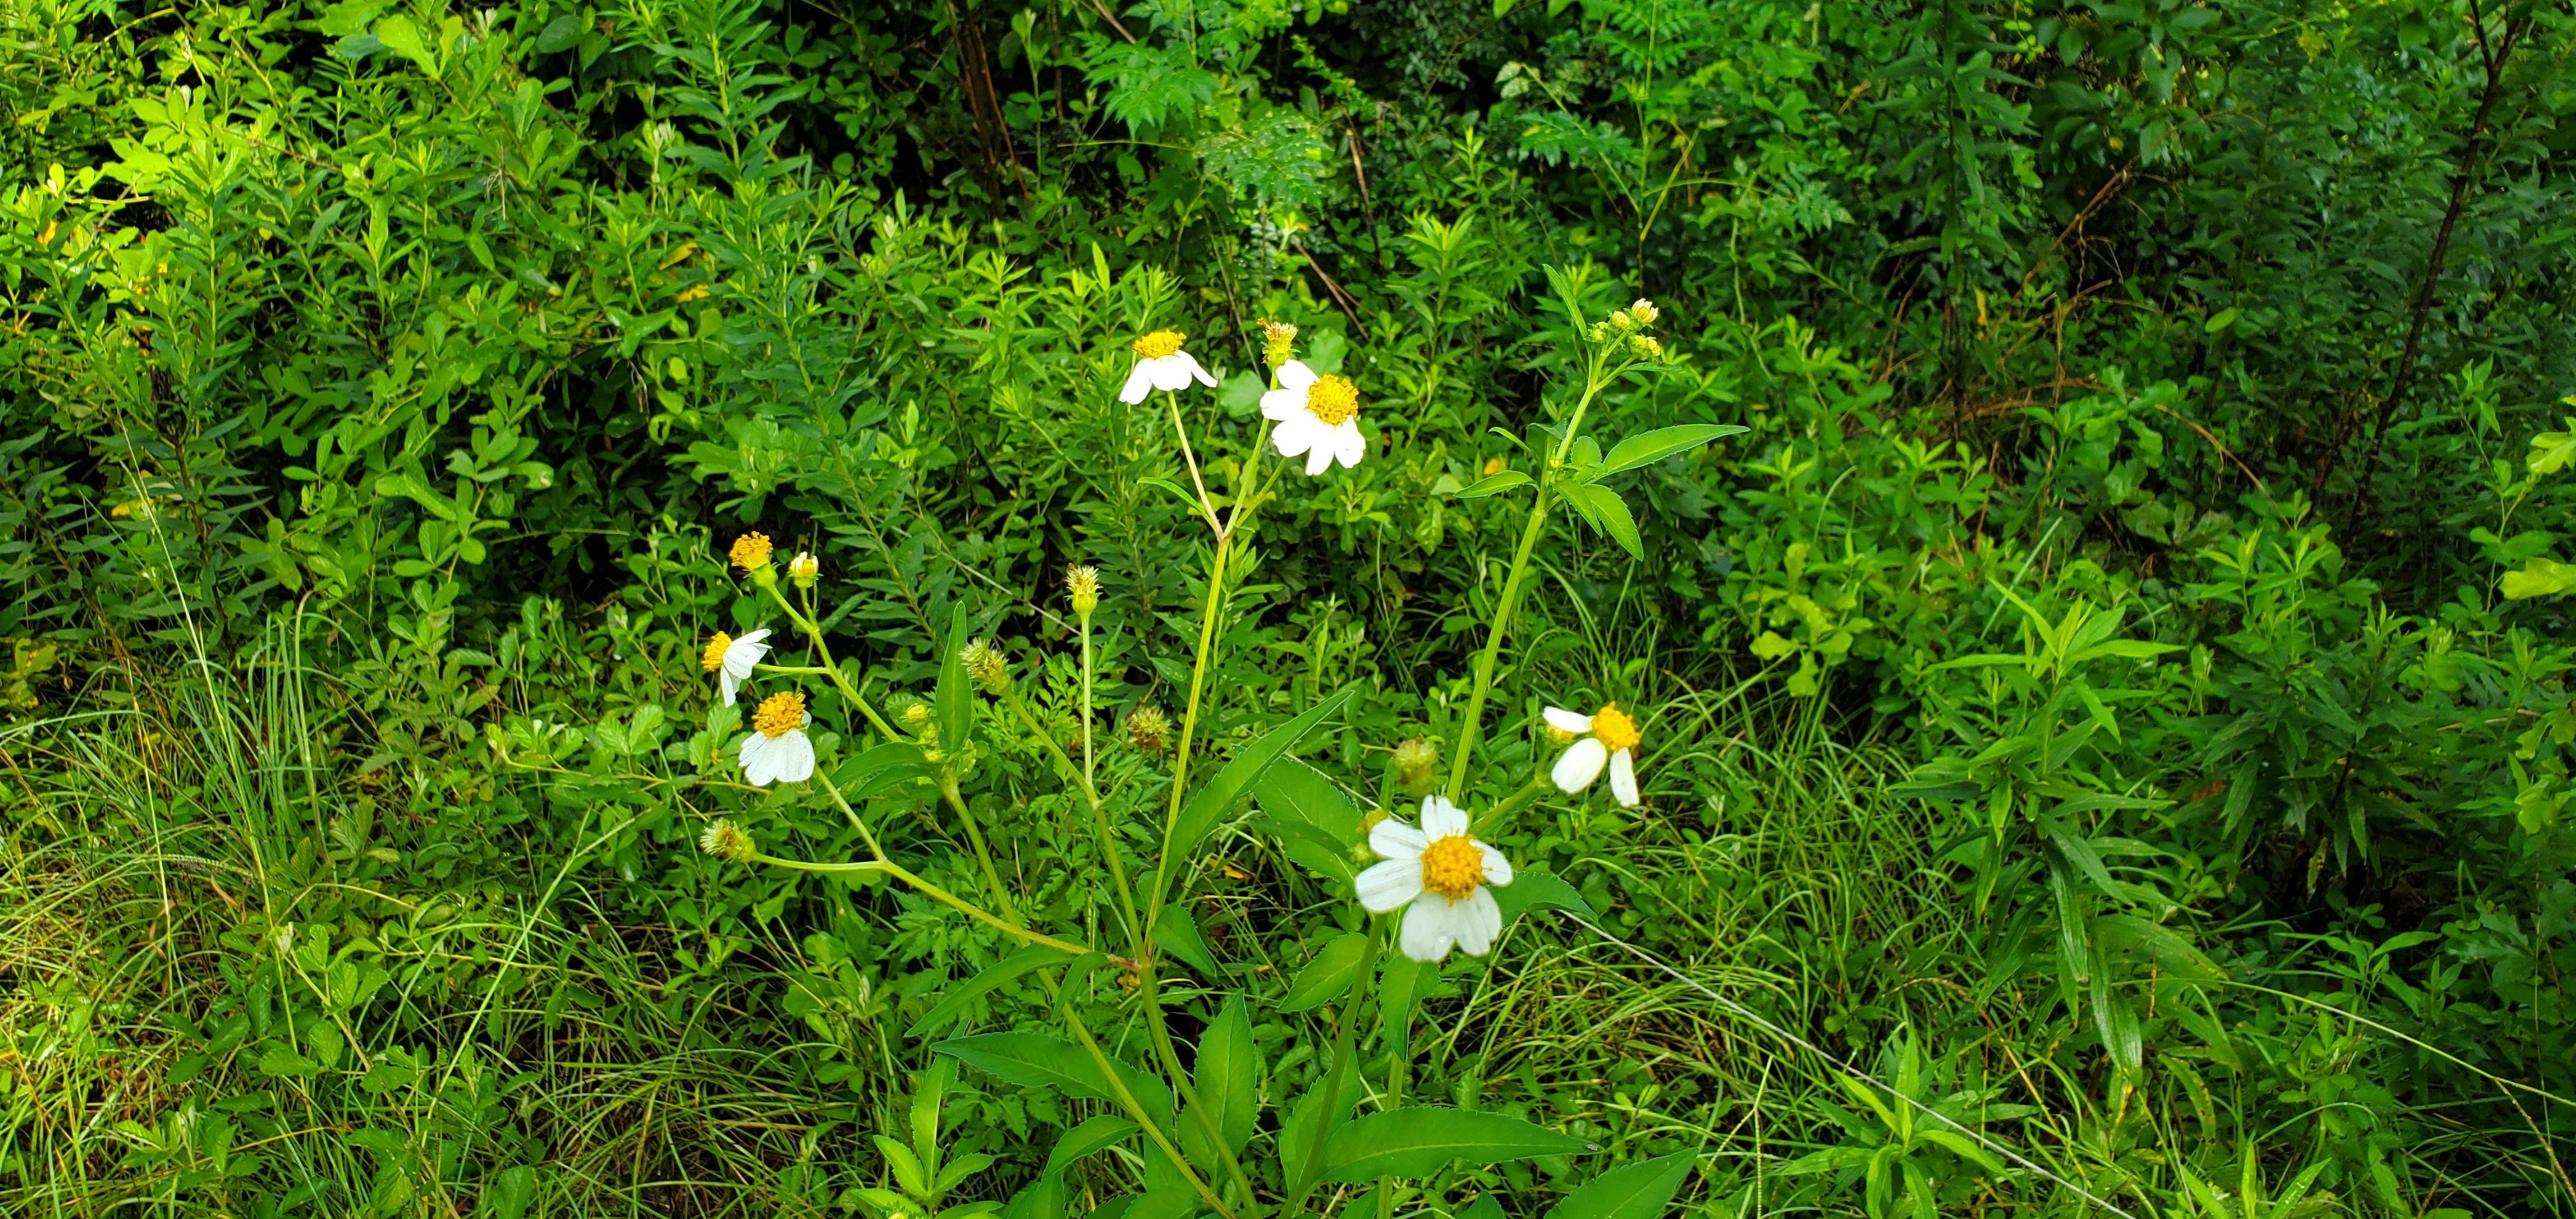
[738,691,816,786]
[1121,330,1218,403]
[1546,703,1643,807]
[1356,795,1515,963]
[1261,360,1367,475]
[701,628,772,706]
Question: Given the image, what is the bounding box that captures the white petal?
[737,627,773,647]
[1150,356,1196,392]
[723,631,771,680]
[1355,858,1424,913]
[774,730,816,783]
[1333,420,1366,469]
[1418,796,1468,841]
[1303,440,1333,476]
[1609,748,1639,808]
[720,669,743,707]
[1182,353,1218,387]
[1275,360,1317,390]
[1369,816,1428,861]
[737,733,774,785]
[1119,362,1154,404]
[1551,737,1608,793]
[1399,897,1458,963]
[1453,887,1503,957]
[1543,707,1594,733]
[1477,842,1514,887]
[1271,415,1319,457]
[1259,386,1307,421]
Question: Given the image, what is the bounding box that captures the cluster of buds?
[1258,318,1298,367]
[1586,300,1667,358]
[1393,737,1440,799]
[1067,564,1101,617]
[962,639,1011,695]
[1126,704,1170,754]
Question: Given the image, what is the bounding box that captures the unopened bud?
[1393,738,1439,797]
[1067,565,1101,617]
[962,639,1010,695]
[699,819,755,863]
[901,700,933,730]
[1258,319,1298,367]
[1127,704,1170,754]
[1629,298,1659,326]
[1609,309,1637,332]
[1628,334,1664,361]
[788,551,819,588]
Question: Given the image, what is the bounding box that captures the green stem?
[1008,687,1142,951]
[753,854,1114,965]
[1287,924,1379,1215]
[939,776,1020,923]
[1443,351,1616,801]
[1062,1005,1239,1219]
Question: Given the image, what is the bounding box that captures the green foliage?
[6,0,2576,1217]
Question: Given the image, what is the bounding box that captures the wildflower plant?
[694,282,1740,1219]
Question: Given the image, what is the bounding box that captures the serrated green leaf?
[1544,1151,1698,1219]
[1278,932,1367,1012]
[1320,1107,1586,1182]
[1560,483,1643,560]
[1455,471,1534,499]
[1043,1115,1138,1177]
[1492,868,1597,923]
[1162,689,1352,891]
[1597,424,1745,477]
[907,945,1061,1037]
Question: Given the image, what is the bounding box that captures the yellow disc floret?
[729,532,775,571]
[1307,375,1360,426]
[1420,835,1484,901]
[1591,703,1641,753]
[753,691,806,738]
[1131,330,1186,358]
[701,632,732,672]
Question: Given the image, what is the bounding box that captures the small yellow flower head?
[700,631,732,673]
[1306,375,1360,427]
[752,691,806,738]
[962,639,1010,695]
[1127,704,1170,754]
[788,551,819,588]
[1393,737,1439,797]
[1131,330,1187,359]
[700,818,755,863]
[1419,834,1485,900]
[1066,565,1101,617]
[1258,319,1298,367]
[728,532,775,572]
[1591,703,1642,753]
[1482,456,1509,477]
[1627,334,1664,362]
[1629,298,1659,326]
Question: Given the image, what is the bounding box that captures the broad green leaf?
[2203,307,2240,334]
[2528,422,2576,475]
[936,1032,1174,1123]
[907,945,1061,1037]
[1597,424,1745,477]
[1043,1115,1139,1177]
[1162,688,1353,889]
[484,1166,537,1219]
[1455,471,1534,499]
[1459,1197,1506,1219]
[1320,1107,1586,1183]
[1492,868,1597,923]
[1193,995,1258,1157]
[1126,1186,1198,1219]
[1278,932,1367,1012]
[1253,757,1362,884]
[1544,1151,1698,1219]
[373,14,434,71]
[1560,482,1643,560]
[2502,555,2576,600]
[1151,903,1218,976]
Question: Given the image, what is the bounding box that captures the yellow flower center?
[753,691,806,738]
[1420,835,1483,901]
[729,532,774,571]
[1131,330,1186,359]
[1307,375,1359,426]
[1592,703,1641,753]
[701,632,732,672]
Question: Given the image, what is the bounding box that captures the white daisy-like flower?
[737,691,816,786]
[1119,330,1218,404]
[1354,795,1515,963]
[1260,360,1367,475]
[1545,702,1643,808]
[700,628,772,706]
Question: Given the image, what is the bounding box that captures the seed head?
[962,639,1011,695]
[1126,704,1170,754]
[1066,565,1101,617]
[1258,319,1298,367]
[699,819,755,863]
[1393,737,1439,797]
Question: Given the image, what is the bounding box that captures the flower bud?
[699,819,755,863]
[1586,321,1611,344]
[1629,298,1659,326]
[901,700,933,730]
[788,551,819,588]
[1628,334,1664,361]
[1258,319,1298,367]
[1393,737,1439,797]
[1067,565,1101,617]
[1126,704,1170,754]
[962,639,1011,695]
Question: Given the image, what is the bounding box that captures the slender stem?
[940,776,1020,922]
[1287,924,1379,1215]
[1062,1005,1239,1219]
[1008,688,1142,948]
[1166,389,1222,532]
[754,854,1117,965]
[1444,351,1615,801]
[762,579,903,741]
[1468,772,1554,837]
